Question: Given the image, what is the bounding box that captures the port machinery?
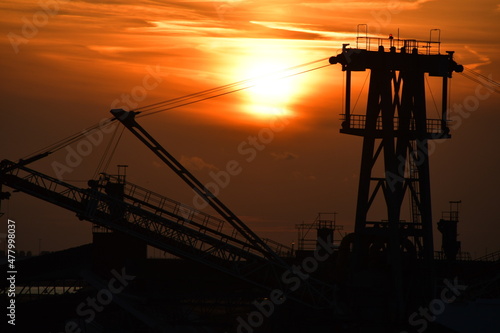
[1,29,499,332]
[328,31,464,319]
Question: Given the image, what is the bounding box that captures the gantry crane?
[1,28,475,330]
[329,30,463,320]
[0,127,335,310]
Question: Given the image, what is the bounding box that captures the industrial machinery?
[0,155,335,305]
[2,28,500,332]
[328,30,463,321]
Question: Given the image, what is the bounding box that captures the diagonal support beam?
[110,109,282,264]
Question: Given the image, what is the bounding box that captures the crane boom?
[110,109,282,263]
[0,159,335,309]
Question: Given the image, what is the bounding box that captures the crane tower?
[329,30,463,317]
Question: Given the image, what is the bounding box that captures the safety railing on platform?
[101,174,292,259]
[0,163,264,262]
[0,161,335,308]
[113,175,226,233]
[434,251,472,261]
[356,37,441,55]
[0,279,86,301]
[341,114,447,134]
[263,238,294,258]
[475,250,500,262]
[1,161,87,203]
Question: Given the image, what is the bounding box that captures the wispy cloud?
[180,156,218,171]
[250,21,355,39]
[302,0,434,11]
[463,45,492,70]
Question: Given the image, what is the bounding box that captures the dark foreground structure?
[2,31,500,332]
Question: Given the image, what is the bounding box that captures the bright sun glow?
[241,60,297,118]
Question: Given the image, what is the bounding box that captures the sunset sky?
[1,0,499,257]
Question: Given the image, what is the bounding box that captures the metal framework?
[5,280,86,300]
[0,160,334,308]
[111,109,281,263]
[437,200,462,261]
[329,35,463,316]
[296,213,343,251]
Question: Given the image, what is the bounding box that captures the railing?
[475,250,500,262]
[442,211,459,221]
[341,114,447,135]
[1,162,86,203]
[263,238,294,258]
[1,161,335,308]
[435,251,472,261]
[100,174,293,259]
[356,37,441,55]
[116,175,225,233]
[0,279,86,300]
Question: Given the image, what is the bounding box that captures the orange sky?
[1,0,499,257]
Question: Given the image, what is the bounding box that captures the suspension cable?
[21,119,117,161]
[134,58,330,115]
[102,126,126,174]
[460,72,500,94]
[136,61,332,118]
[463,67,499,87]
[18,58,332,164]
[19,60,496,166]
[425,75,441,119]
[457,66,500,95]
[351,72,370,113]
[93,122,121,179]
[136,64,332,118]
